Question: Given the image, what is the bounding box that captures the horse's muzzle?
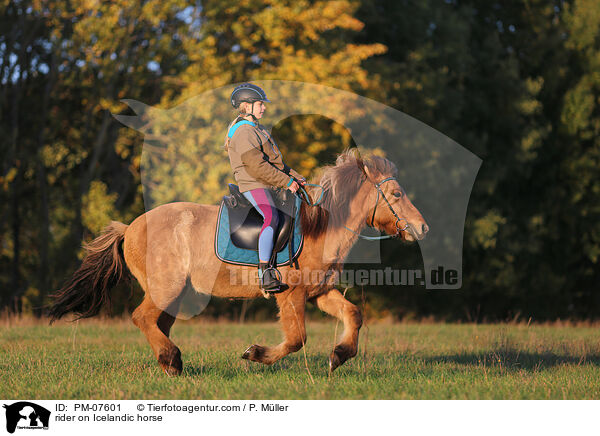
[407,223,429,241]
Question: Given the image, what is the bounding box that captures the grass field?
[1,318,599,399]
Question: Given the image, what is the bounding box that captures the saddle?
[217,184,301,268]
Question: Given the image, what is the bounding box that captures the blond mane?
[299,148,398,237]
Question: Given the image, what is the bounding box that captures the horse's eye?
[393,191,402,198]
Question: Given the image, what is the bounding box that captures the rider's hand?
[298,178,307,187]
[288,180,300,193]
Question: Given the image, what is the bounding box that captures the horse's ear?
[355,155,364,169]
[363,164,372,180]
[344,147,365,174]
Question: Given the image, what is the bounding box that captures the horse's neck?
[320,227,361,264]
[318,192,370,265]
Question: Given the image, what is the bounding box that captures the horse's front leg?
[311,288,362,371]
[242,288,307,365]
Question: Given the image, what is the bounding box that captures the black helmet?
[230,83,270,108]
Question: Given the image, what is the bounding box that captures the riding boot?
[258,261,284,294]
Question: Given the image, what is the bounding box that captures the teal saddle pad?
[214,195,304,267]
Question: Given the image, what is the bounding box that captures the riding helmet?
[230,83,270,108]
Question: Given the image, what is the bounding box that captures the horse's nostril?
[422,224,429,234]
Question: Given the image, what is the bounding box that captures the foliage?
[0,0,598,321]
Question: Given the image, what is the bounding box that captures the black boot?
[258,262,284,293]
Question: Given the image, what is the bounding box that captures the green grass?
[1,319,599,399]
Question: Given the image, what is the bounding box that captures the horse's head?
[362,163,428,242]
[300,149,429,243]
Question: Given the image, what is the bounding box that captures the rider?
[224,83,307,293]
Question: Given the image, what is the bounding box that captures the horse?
[48,149,428,376]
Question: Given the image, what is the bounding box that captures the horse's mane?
[299,148,398,238]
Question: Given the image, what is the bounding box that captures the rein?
[296,177,409,241]
[297,184,325,206]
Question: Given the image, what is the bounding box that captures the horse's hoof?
[163,365,182,377]
[241,345,253,360]
[241,344,265,361]
[330,344,353,372]
[158,347,182,376]
[329,353,341,372]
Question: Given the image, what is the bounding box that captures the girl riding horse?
[224,83,307,293]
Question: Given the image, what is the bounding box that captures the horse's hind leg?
[132,297,182,376]
[242,289,307,365]
[311,288,362,371]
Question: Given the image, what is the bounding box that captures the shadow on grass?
[423,348,600,372]
[182,353,334,379]
[156,346,600,380]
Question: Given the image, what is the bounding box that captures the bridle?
[358,176,409,240]
[298,176,410,241]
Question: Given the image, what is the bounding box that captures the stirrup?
[258,266,284,297]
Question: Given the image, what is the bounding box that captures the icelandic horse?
[49,149,428,375]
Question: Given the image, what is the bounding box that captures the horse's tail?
[48,221,130,323]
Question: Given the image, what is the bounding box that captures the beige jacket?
[225,118,304,193]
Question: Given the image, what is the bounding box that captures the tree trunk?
[34,52,56,316]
